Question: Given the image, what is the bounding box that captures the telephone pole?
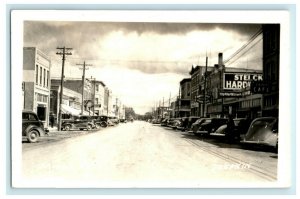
[90,76,96,116]
[77,61,92,115]
[56,47,72,131]
[203,56,208,117]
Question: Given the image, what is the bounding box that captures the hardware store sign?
[223,72,263,90]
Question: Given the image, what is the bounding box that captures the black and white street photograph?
[10,10,292,189]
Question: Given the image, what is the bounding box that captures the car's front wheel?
[27,129,39,143]
[95,123,101,129]
[64,125,71,131]
[86,124,92,130]
[100,122,107,128]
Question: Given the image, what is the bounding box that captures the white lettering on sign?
[225,81,251,89]
[224,73,263,90]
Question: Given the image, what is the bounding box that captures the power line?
[224,28,262,64]
[225,37,263,67]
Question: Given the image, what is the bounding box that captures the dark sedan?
[22,110,48,143]
[61,115,96,131]
[195,118,228,135]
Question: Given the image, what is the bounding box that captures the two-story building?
[23,47,51,127]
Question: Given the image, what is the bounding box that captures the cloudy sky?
[24,21,262,114]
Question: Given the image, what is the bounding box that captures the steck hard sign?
[223,72,263,90]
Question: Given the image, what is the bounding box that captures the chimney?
[218,53,223,67]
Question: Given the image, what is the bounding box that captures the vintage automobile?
[195,118,228,135]
[186,116,201,132]
[61,115,96,131]
[176,117,189,131]
[91,115,108,128]
[171,118,182,130]
[22,110,48,143]
[189,118,209,134]
[160,118,169,126]
[210,118,251,142]
[108,116,120,125]
[240,117,278,150]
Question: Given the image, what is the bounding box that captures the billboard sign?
[223,72,263,90]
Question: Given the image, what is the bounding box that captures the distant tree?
[125,107,136,119]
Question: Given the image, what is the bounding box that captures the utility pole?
[90,76,96,116]
[56,47,72,131]
[203,56,208,117]
[162,97,164,119]
[106,90,109,116]
[168,92,171,118]
[115,97,118,118]
[77,61,92,115]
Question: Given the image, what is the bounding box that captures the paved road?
[20,121,278,188]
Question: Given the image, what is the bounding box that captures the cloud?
[24,21,261,76]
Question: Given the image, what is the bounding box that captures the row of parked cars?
[60,115,122,131]
[152,116,278,151]
[22,109,125,143]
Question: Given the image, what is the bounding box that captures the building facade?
[174,78,191,117]
[91,80,106,116]
[261,24,279,117]
[50,82,82,122]
[104,88,113,116]
[23,47,51,127]
[51,78,94,115]
[205,54,263,119]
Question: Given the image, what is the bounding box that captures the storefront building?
[23,47,51,127]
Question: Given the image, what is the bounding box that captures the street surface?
[21,121,278,188]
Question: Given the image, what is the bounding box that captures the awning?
[61,104,81,116]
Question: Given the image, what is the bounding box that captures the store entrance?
[37,106,46,121]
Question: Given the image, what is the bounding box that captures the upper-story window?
[35,65,39,85]
[96,84,99,92]
[47,71,49,88]
[43,68,46,87]
[39,66,42,85]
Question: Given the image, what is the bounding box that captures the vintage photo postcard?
[11,10,292,188]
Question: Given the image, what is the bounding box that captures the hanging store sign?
[223,72,263,90]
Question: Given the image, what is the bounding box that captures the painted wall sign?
[223,72,263,90]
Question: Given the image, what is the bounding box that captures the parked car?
[176,117,189,131]
[240,117,278,150]
[185,116,201,132]
[189,118,209,134]
[91,115,108,128]
[61,115,96,131]
[195,118,228,135]
[160,118,169,126]
[210,118,251,142]
[166,118,176,128]
[22,110,48,143]
[171,118,181,130]
[120,119,127,123]
[108,116,120,125]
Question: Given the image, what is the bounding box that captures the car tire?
[100,122,107,128]
[87,124,92,130]
[95,123,101,129]
[27,129,39,143]
[64,125,71,131]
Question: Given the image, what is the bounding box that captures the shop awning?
[61,104,81,116]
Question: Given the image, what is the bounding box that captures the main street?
[21,121,278,188]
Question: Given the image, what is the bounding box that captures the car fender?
[24,125,46,137]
